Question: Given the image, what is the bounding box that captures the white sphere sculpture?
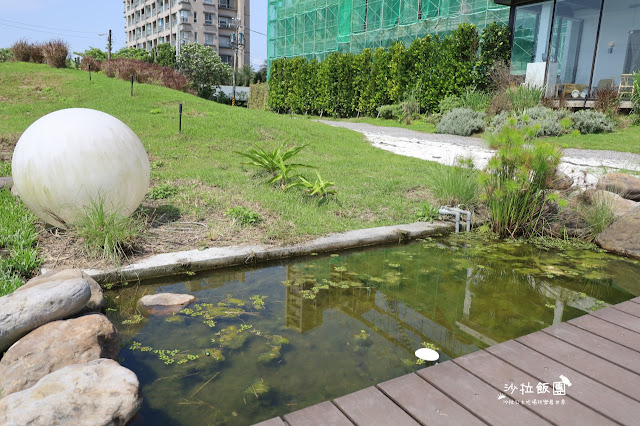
[12,108,150,227]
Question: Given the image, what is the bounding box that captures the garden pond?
[106,235,640,425]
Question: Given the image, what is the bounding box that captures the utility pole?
[107,29,112,61]
[231,15,244,106]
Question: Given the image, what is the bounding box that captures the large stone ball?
[12,108,150,227]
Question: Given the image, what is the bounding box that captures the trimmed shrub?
[102,59,190,92]
[42,39,69,68]
[377,104,403,120]
[572,110,615,134]
[436,108,486,136]
[248,82,269,110]
[11,39,32,62]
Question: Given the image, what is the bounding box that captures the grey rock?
[547,170,573,191]
[0,177,12,190]
[18,269,105,313]
[0,314,119,396]
[596,206,640,259]
[139,293,195,315]
[0,278,91,352]
[584,190,639,218]
[0,359,141,426]
[597,173,640,201]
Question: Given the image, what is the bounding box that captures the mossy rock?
[258,345,282,364]
[244,379,270,398]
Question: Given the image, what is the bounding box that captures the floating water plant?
[250,295,267,309]
[244,379,269,399]
[122,315,144,325]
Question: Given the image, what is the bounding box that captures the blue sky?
[0,0,268,69]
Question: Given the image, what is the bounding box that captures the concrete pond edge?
[66,221,454,285]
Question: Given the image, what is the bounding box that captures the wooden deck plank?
[377,373,483,426]
[518,331,640,400]
[613,300,640,318]
[590,307,640,333]
[569,315,640,352]
[454,350,615,426]
[284,401,353,426]
[487,340,640,425]
[333,386,418,426]
[417,361,549,426]
[253,417,287,426]
[543,323,640,374]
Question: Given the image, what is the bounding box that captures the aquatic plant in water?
[250,295,267,309]
[122,314,144,325]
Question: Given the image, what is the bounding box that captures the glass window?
[549,0,602,99]
[511,1,554,78]
[593,0,640,99]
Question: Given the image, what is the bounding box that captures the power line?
[0,22,104,41]
[244,27,266,37]
[0,18,102,35]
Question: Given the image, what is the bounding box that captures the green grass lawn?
[546,125,640,154]
[0,62,441,266]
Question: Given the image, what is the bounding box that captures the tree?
[237,64,254,86]
[155,43,176,68]
[113,47,153,62]
[73,47,107,61]
[253,61,267,83]
[178,43,232,98]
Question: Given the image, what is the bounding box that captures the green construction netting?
[268,0,510,64]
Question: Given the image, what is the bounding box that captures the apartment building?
[123,0,250,67]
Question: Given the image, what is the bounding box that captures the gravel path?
[318,120,640,188]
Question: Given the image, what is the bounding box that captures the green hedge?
[248,82,269,110]
[268,23,510,116]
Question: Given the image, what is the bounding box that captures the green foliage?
[113,47,153,62]
[289,171,336,200]
[178,43,232,98]
[0,161,10,176]
[236,142,312,188]
[440,90,489,114]
[377,104,404,120]
[237,64,254,87]
[0,48,14,62]
[571,110,615,134]
[506,85,544,113]
[416,201,440,223]
[426,159,479,208]
[154,43,176,68]
[439,95,462,114]
[267,23,510,116]
[73,47,107,61]
[74,196,143,261]
[226,206,262,227]
[148,183,179,199]
[581,195,616,239]
[489,107,568,137]
[436,108,486,136]
[248,82,269,110]
[0,187,40,295]
[483,126,561,238]
[632,72,640,123]
[475,23,511,89]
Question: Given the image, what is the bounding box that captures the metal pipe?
[439,207,472,233]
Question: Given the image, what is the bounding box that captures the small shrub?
[593,86,620,116]
[226,206,262,227]
[426,159,479,207]
[289,171,336,201]
[148,183,179,199]
[572,110,615,134]
[29,43,44,64]
[436,108,486,136]
[11,39,32,62]
[416,201,440,223]
[42,39,69,68]
[439,95,462,114]
[102,58,190,92]
[377,104,403,120]
[0,48,13,62]
[488,107,568,137]
[74,197,143,261]
[81,57,102,72]
[236,142,310,175]
[460,90,490,112]
[506,85,544,113]
[581,195,616,239]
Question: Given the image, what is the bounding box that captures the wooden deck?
[255,296,640,425]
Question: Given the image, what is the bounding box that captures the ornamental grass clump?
[426,158,479,208]
[482,125,561,238]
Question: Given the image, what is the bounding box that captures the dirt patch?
[406,185,434,201]
[0,133,20,162]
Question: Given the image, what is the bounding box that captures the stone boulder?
[139,293,195,315]
[0,314,119,396]
[597,173,640,201]
[17,269,105,313]
[0,176,12,190]
[0,278,91,352]
[547,170,573,191]
[596,206,640,259]
[584,189,639,217]
[0,359,141,426]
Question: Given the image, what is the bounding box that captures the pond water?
[106,235,640,425]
